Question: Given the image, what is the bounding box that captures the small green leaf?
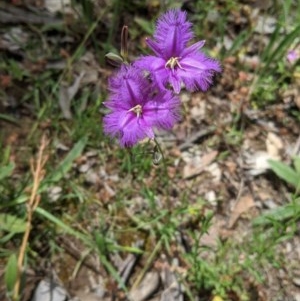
[0,214,26,234]
[253,204,297,226]
[5,253,18,293]
[0,162,15,181]
[268,159,299,188]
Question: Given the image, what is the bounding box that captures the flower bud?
[105,52,124,67]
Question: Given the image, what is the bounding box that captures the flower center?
[165,57,184,70]
[128,104,142,118]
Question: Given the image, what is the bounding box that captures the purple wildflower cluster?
[104,9,221,147]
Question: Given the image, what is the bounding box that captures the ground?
[0,1,300,301]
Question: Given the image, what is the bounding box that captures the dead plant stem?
[13,135,49,301]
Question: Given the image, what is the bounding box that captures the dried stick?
[13,135,49,301]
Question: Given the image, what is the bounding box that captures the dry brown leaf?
[266,132,283,157]
[183,150,218,179]
[228,194,256,228]
[224,161,237,174]
[76,52,100,85]
[58,72,84,119]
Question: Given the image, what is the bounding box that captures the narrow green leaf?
[262,24,300,73]
[253,204,296,226]
[47,136,88,183]
[0,114,19,125]
[268,159,299,188]
[271,25,300,61]
[293,156,300,174]
[134,17,154,35]
[0,162,15,181]
[1,195,28,209]
[0,214,26,234]
[0,232,16,244]
[227,30,252,56]
[261,23,281,61]
[35,207,90,244]
[5,253,18,292]
[99,253,127,292]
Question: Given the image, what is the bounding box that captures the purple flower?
[287,49,299,64]
[135,9,221,94]
[103,66,181,147]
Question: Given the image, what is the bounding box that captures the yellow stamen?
[128,104,142,118]
[165,57,184,70]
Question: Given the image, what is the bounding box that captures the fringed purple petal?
[178,53,221,91]
[181,40,206,57]
[134,55,165,72]
[104,110,154,147]
[152,9,193,58]
[180,53,221,74]
[143,90,181,129]
[118,117,154,147]
[168,73,182,94]
[108,65,150,106]
[146,38,163,56]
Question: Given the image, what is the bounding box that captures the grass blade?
[262,25,300,73]
[35,207,90,244]
[47,136,88,183]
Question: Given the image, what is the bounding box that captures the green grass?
[1,1,300,300]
